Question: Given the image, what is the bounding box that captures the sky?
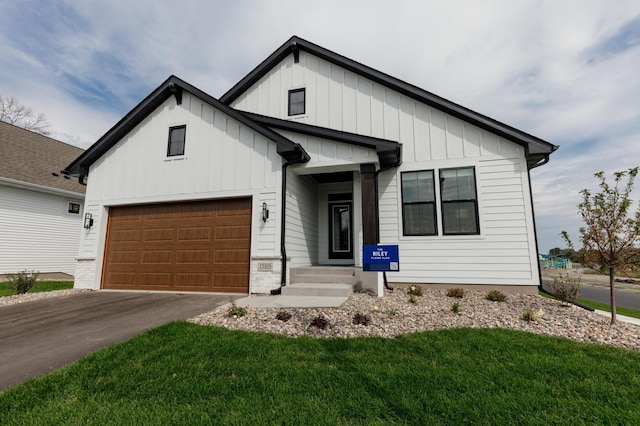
[1,0,639,253]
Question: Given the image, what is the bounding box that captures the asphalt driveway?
[0,291,235,391]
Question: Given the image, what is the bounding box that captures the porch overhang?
[243,112,402,170]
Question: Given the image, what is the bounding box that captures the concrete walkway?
[594,310,640,326]
[232,294,348,308]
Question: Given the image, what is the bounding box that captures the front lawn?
[1,323,639,424]
[0,281,73,297]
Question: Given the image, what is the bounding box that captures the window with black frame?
[401,170,437,236]
[167,125,186,157]
[288,88,305,116]
[439,167,479,235]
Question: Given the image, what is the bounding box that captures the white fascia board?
[0,176,85,199]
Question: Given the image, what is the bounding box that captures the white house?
[0,121,85,276]
[64,36,557,295]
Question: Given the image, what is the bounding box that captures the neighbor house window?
[439,167,479,235]
[401,170,437,236]
[167,125,186,156]
[68,202,81,214]
[288,88,305,116]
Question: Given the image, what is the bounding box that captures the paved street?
[578,284,640,310]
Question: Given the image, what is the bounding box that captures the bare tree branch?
[0,95,51,135]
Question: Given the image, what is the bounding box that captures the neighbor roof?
[221,36,558,169]
[0,121,85,195]
[64,76,309,179]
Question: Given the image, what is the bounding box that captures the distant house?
[64,36,557,295]
[0,121,85,276]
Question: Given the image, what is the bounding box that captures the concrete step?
[281,283,355,297]
[290,267,357,286]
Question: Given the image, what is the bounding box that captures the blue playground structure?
[539,254,571,268]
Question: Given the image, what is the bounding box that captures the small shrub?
[548,274,581,306]
[521,310,538,322]
[385,309,397,316]
[451,302,460,314]
[276,310,292,322]
[446,288,465,298]
[352,312,372,326]
[485,290,506,302]
[7,270,39,294]
[310,315,329,330]
[408,294,418,304]
[408,285,423,297]
[227,301,247,318]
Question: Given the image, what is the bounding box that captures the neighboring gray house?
[0,121,86,276]
[64,36,557,295]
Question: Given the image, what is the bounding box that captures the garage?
[102,198,251,293]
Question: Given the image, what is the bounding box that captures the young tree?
[562,167,640,324]
[0,95,51,135]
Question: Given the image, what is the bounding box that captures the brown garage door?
[102,198,251,293]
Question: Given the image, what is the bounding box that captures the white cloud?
[1,0,640,251]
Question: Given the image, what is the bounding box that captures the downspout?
[528,156,594,311]
[271,156,308,295]
[375,162,399,291]
[528,165,547,295]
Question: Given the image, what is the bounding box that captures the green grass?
[577,298,640,319]
[0,281,73,297]
[2,323,640,425]
[540,291,640,319]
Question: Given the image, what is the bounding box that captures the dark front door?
[328,194,353,260]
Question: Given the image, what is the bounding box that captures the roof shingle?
[0,121,86,195]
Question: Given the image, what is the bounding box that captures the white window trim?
[66,200,83,216]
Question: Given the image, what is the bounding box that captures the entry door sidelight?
[329,202,353,259]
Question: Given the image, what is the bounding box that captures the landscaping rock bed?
[0,289,89,307]
[190,288,640,351]
[3,288,637,351]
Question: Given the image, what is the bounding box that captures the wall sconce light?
[84,212,94,229]
[261,202,269,223]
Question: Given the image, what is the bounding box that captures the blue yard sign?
[363,245,399,272]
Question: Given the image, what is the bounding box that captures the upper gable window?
[288,88,305,116]
[167,125,186,157]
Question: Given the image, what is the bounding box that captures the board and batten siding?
[0,185,83,275]
[76,93,283,290]
[85,94,280,205]
[230,50,490,159]
[281,131,378,174]
[233,51,540,286]
[284,170,319,267]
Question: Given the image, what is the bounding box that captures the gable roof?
[0,121,85,195]
[243,112,402,169]
[63,76,309,180]
[220,36,558,169]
